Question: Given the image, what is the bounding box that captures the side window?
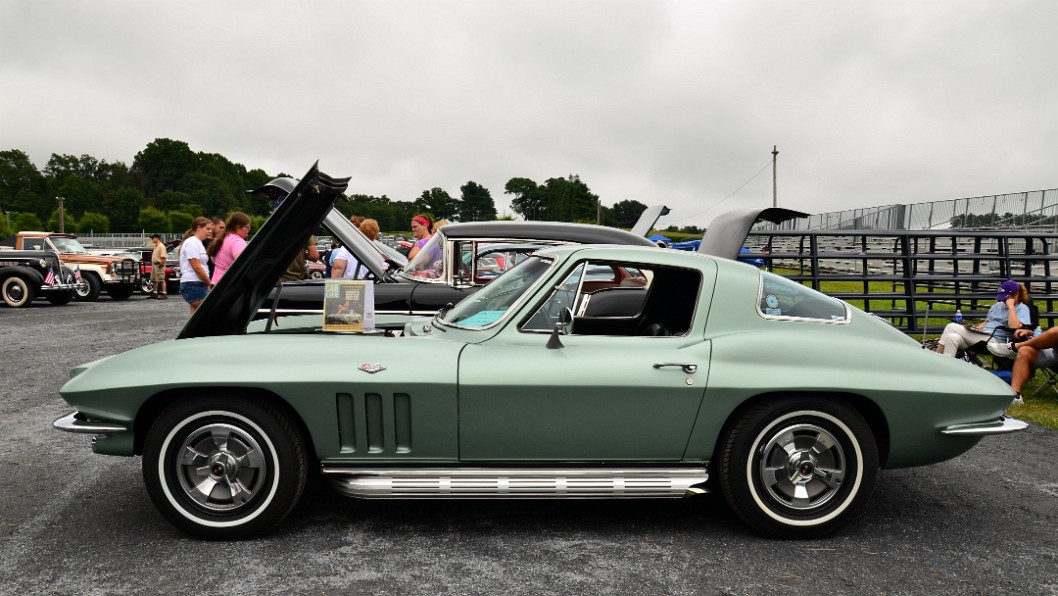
[759,272,848,322]
[522,263,586,332]
[24,238,45,250]
[522,260,700,337]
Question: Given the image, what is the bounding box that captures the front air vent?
[337,392,413,455]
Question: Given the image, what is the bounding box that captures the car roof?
[437,221,656,246]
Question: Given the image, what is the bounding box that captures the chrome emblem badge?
[359,363,386,374]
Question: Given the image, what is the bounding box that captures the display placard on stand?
[322,279,375,332]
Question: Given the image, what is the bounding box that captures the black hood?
[178,163,350,339]
[696,207,807,261]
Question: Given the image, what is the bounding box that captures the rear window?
[758,273,848,322]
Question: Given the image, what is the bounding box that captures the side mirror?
[558,307,573,334]
[546,308,573,350]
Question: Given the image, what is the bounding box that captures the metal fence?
[765,188,1058,232]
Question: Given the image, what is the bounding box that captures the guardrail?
[76,233,182,248]
[742,229,1058,333]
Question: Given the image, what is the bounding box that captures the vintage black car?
[264,213,659,317]
[252,177,804,320]
[0,248,79,307]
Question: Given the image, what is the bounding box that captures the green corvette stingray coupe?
[53,164,1026,540]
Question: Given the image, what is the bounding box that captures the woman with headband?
[407,214,434,260]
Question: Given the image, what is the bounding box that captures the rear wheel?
[142,395,308,540]
[1,275,35,307]
[719,396,878,539]
[73,272,101,301]
[140,276,154,294]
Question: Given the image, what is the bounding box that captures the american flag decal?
[43,267,55,285]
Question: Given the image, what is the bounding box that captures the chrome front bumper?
[941,416,1029,436]
[52,411,128,434]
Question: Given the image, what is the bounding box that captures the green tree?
[104,187,144,231]
[250,214,268,234]
[0,150,46,217]
[154,189,192,212]
[176,172,237,218]
[78,212,110,234]
[131,138,197,197]
[13,212,43,231]
[138,207,170,233]
[539,175,599,223]
[167,210,194,234]
[505,177,544,220]
[610,199,648,228]
[414,187,459,220]
[47,209,77,233]
[51,176,104,217]
[459,181,497,222]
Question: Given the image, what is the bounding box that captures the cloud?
[2,0,1056,227]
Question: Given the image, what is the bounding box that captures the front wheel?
[142,395,308,540]
[719,396,878,539]
[73,272,101,301]
[140,276,154,294]
[1,275,35,307]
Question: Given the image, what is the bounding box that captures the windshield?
[374,240,408,269]
[401,233,446,281]
[49,237,88,254]
[440,255,554,329]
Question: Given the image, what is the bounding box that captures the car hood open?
[696,207,807,261]
[178,163,350,339]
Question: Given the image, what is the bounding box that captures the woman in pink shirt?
[206,212,252,284]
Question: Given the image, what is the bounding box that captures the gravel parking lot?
[2,297,1057,595]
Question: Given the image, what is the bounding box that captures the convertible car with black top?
[254,179,802,320]
[54,163,1025,541]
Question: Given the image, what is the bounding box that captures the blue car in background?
[672,240,765,268]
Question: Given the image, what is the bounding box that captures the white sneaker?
[1012,392,1024,405]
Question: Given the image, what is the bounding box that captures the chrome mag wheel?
[173,422,269,513]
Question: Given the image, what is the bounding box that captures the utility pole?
[56,197,65,232]
[771,145,779,208]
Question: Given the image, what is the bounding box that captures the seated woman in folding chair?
[1004,327,1058,403]
[935,280,1031,359]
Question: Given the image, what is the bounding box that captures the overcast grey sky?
[3,1,1055,227]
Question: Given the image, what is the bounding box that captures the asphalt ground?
[1,296,1057,595]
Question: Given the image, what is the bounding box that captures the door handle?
[653,363,697,374]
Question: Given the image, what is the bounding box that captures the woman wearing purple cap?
[935,279,1031,358]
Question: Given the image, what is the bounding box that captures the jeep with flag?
[0,248,78,307]
[0,232,139,301]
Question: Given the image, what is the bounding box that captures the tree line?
[0,138,656,239]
